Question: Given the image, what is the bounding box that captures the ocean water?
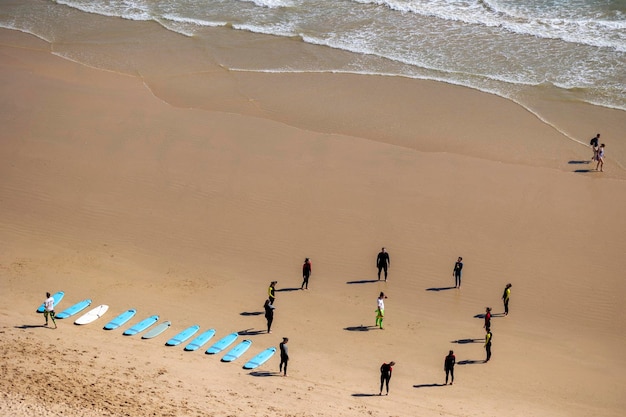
[1,0,625,117]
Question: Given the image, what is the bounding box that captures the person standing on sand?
[376,248,390,281]
[268,281,277,304]
[502,283,512,316]
[484,307,492,332]
[263,299,275,334]
[376,292,387,329]
[43,292,57,329]
[444,350,456,385]
[453,257,463,288]
[379,361,395,395]
[279,337,289,376]
[301,258,312,290]
[590,133,600,161]
[484,330,493,362]
[596,143,605,172]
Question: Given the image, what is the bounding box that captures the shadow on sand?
[346,279,380,284]
[568,160,591,165]
[275,287,301,292]
[248,371,278,377]
[574,169,598,173]
[426,286,456,292]
[451,338,483,344]
[238,328,265,336]
[240,311,263,316]
[344,325,377,332]
[458,359,485,365]
[351,393,379,397]
[413,383,446,388]
[15,324,48,329]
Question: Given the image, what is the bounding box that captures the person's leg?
[383,265,388,281]
[267,317,273,333]
[283,360,288,376]
[504,299,509,315]
[450,368,454,384]
[44,310,49,326]
[280,359,284,373]
[378,266,382,280]
[51,311,56,328]
[380,374,384,394]
[445,368,449,384]
[385,376,390,394]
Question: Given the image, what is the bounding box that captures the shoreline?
[2,24,626,417]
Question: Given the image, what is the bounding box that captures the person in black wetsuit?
[379,361,395,395]
[444,350,456,385]
[279,337,289,376]
[264,299,275,334]
[301,258,312,290]
[453,257,463,288]
[376,248,390,281]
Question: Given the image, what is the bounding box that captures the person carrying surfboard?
[43,292,57,329]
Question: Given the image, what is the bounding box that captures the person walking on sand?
[484,329,493,362]
[376,292,387,329]
[376,247,390,281]
[590,133,600,161]
[268,281,277,304]
[444,350,456,385]
[484,307,492,332]
[453,257,463,288]
[301,258,312,290]
[502,283,512,316]
[263,299,275,334]
[379,361,395,395]
[596,143,605,172]
[43,292,57,329]
[279,337,289,376]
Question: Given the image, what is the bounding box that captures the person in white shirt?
[44,292,57,329]
[376,292,387,329]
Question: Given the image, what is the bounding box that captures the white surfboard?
[74,304,109,325]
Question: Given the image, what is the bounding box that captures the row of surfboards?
[37,291,275,369]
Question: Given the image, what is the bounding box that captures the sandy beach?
[1,24,626,417]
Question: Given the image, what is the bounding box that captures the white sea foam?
[235,0,294,9]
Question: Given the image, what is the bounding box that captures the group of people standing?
[261,249,514,387]
[262,257,311,376]
[379,254,514,392]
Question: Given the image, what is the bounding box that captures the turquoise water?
[1,0,625,111]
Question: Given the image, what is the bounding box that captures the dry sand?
[1,28,625,417]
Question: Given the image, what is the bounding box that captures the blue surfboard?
[103,309,137,330]
[206,332,239,355]
[221,339,252,362]
[37,291,65,313]
[166,325,200,346]
[123,315,159,336]
[184,328,216,351]
[243,347,277,369]
[56,299,92,319]
[142,321,171,339]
